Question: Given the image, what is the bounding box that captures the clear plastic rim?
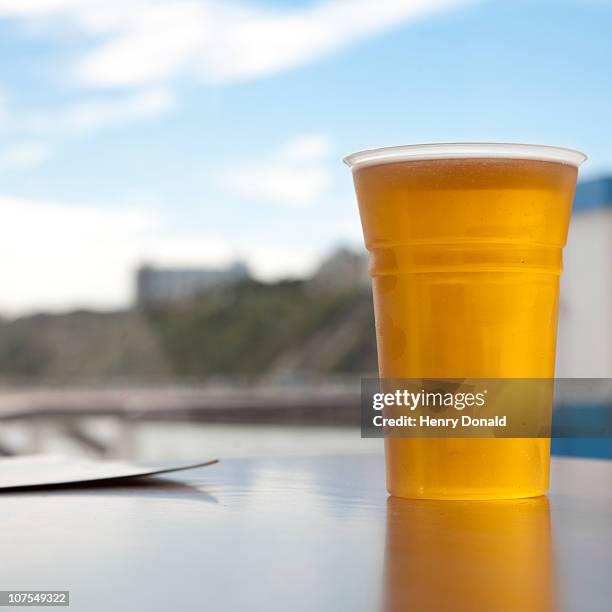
[343,142,587,170]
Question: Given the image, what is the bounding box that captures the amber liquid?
[384,496,554,611]
[353,158,578,499]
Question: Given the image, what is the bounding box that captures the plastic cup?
[345,143,586,500]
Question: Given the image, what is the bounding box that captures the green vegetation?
[0,280,377,383]
[143,279,376,379]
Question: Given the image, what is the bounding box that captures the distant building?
[557,177,612,377]
[308,247,369,293]
[136,261,250,305]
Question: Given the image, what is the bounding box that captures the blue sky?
[0,0,610,312]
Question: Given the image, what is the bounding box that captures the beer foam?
[343,143,587,170]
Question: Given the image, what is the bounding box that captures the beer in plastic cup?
[345,143,586,499]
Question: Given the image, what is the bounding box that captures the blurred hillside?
[0,279,377,384]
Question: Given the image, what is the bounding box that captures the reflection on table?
[384,496,554,612]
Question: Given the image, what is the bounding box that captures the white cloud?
[0,0,80,14]
[2,90,172,169]
[198,0,471,84]
[0,0,475,88]
[0,141,50,170]
[65,87,174,132]
[23,87,174,135]
[222,134,333,207]
[227,166,331,207]
[0,194,153,312]
[0,192,321,313]
[76,2,211,88]
[282,134,333,161]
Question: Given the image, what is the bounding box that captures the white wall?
[556,208,612,378]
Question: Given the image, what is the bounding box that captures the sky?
[0,0,611,314]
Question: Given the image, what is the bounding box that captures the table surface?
[1,453,611,612]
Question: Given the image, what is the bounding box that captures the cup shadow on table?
[382,495,555,612]
[0,477,219,504]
